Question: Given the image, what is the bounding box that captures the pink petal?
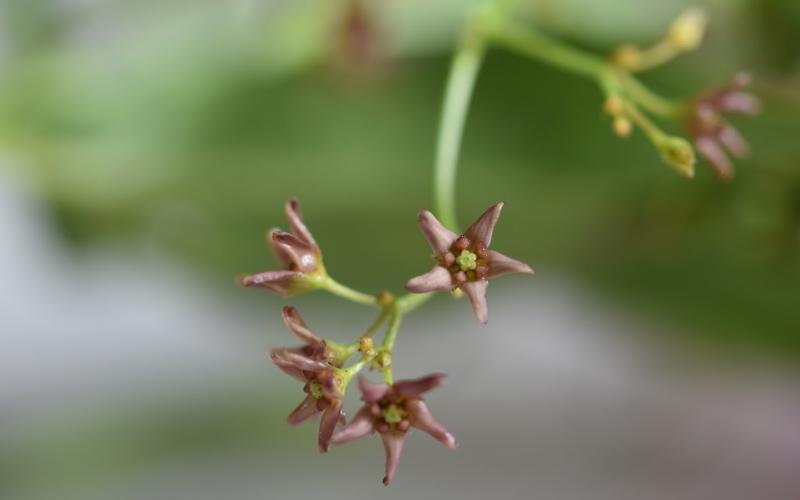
[270,231,319,273]
[719,91,761,115]
[287,394,320,425]
[269,350,307,382]
[358,377,391,402]
[318,401,343,453]
[271,348,327,372]
[717,125,750,157]
[418,210,458,255]
[380,432,407,486]
[285,197,319,249]
[487,250,534,279]
[281,306,322,345]
[331,406,376,444]
[393,373,446,398]
[696,137,734,181]
[461,280,489,324]
[464,202,503,247]
[240,269,303,296]
[407,400,458,450]
[404,266,453,293]
[266,228,293,268]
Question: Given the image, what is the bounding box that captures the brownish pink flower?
[405,202,534,323]
[241,198,323,296]
[331,373,457,485]
[270,306,347,452]
[686,72,761,181]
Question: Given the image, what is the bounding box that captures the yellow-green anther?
[309,381,324,399]
[456,250,477,271]
[383,404,405,424]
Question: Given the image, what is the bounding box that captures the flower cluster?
[685,73,761,180]
[239,3,762,488]
[242,198,533,484]
[603,7,760,180]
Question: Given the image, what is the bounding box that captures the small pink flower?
[241,198,323,296]
[331,373,457,485]
[686,72,761,180]
[270,306,345,452]
[405,203,534,323]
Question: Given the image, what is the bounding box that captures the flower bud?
[668,7,707,51]
[613,115,632,138]
[611,44,642,69]
[603,96,624,116]
[659,136,696,178]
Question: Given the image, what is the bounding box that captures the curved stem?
[488,19,606,78]
[319,275,378,307]
[618,72,684,118]
[434,31,485,230]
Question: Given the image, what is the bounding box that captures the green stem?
[434,30,485,230]
[318,275,378,307]
[488,19,607,79]
[618,72,683,118]
[381,309,403,384]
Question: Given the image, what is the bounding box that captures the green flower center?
[308,381,324,399]
[382,404,405,424]
[456,250,477,271]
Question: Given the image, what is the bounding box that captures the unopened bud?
[374,351,392,369]
[450,288,464,299]
[668,7,707,51]
[613,115,632,138]
[376,290,394,306]
[603,96,624,116]
[612,44,641,69]
[659,136,696,178]
[359,337,376,357]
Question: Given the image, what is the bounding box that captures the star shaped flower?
[686,72,761,180]
[405,202,534,323]
[241,198,324,296]
[331,373,457,485]
[270,306,347,452]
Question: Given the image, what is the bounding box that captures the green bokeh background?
[1,0,799,497]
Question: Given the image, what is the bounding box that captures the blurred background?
[1,0,799,499]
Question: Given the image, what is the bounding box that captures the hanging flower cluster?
[242,198,533,484]
[240,2,760,487]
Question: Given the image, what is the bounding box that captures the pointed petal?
[240,269,303,296]
[270,350,307,382]
[461,280,489,324]
[266,228,293,267]
[332,406,376,444]
[270,231,319,273]
[281,306,322,345]
[719,91,761,115]
[418,210,457,254]
[285,197,319,249]
[407,400,458,450]
[696,137,734,181]
[271,348,327,372]
[287,395,320,425]
[318,402,343,453]
[464,202,503,246]
[380,432,407,486]
[358,377,390,402]
[487,250,534,279]
[717,125,750,157]
[393,373,446,398]
[404,266,453,293]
